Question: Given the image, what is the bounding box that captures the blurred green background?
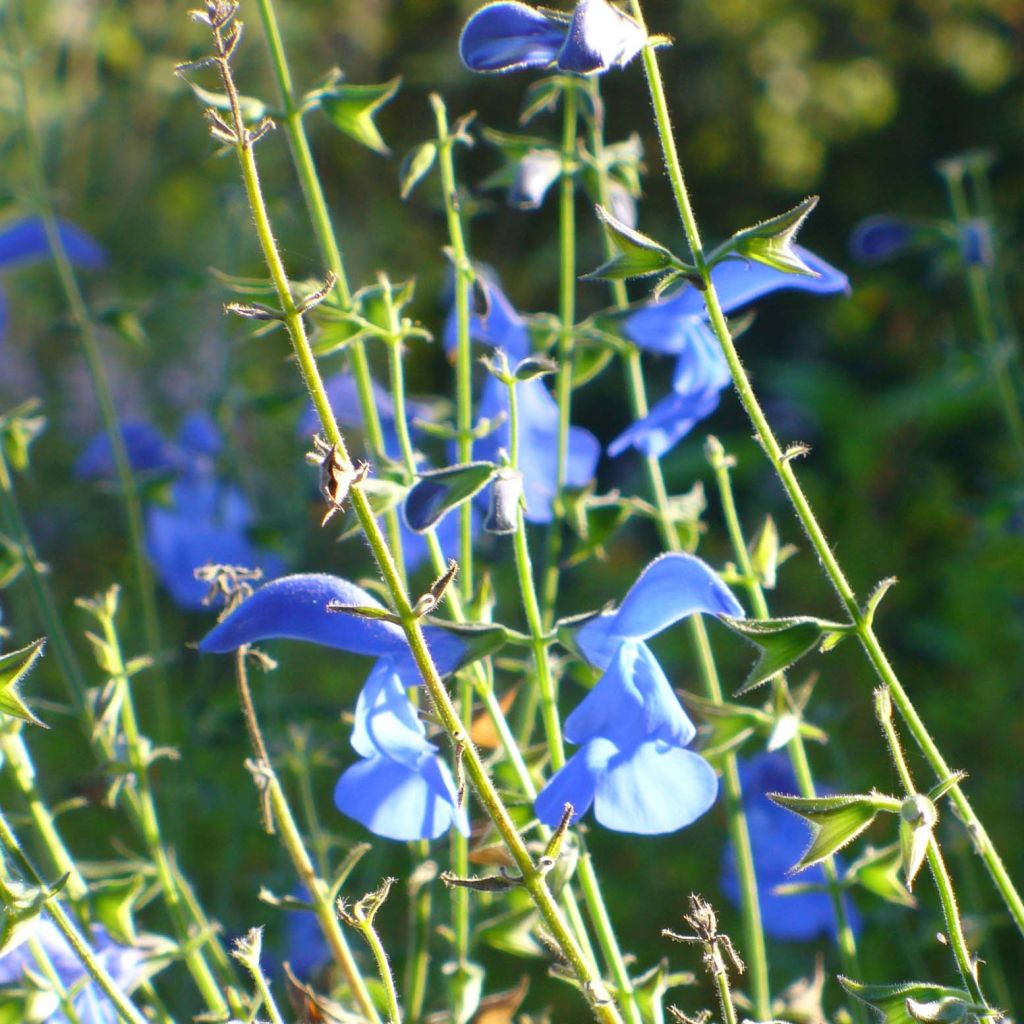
[1,0,1023,1017]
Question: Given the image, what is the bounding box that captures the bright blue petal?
[557,0,646,74]
[671,320,730,395]
[351,660,434,766]
[594,740,717,834]
[285,888,330,979]
[534,737,610,827]
[0,217,105,271]
[607,384,721,458]
[334,753,468,840]
[849,214,915,264]
[398,501,467,574]
[960,219,993,267]
[624,294,701,355]
[460,1,566,73]
[74,422,179,479]
[574,612,620,669]
[564,640,696,748]
[608,552,744,640]
[509,150,563,209]
[199,573,407,655]
[177,411,222,459]
[444,270,531,360]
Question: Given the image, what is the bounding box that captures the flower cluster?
[199,573,472,840]
[611,250,850,458]
[536,553,744,834]
[77,412,283,609]
[444,271,600,522]
[460,0,646,76]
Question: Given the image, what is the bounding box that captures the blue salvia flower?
[199,574,471,840]
[610,247,849,459]
[460,0,646,76]
[284,887,329,980]
[536,553,744,834]
[510,150,563,209]
[848,215,918,264]
[77,413,284,609]
[720,753,860,942]
[445,272,600,521]
[850,213,993,269]
[0,918,149,1024]
[0,217,105,338]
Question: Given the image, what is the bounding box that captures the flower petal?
[607,385,721,459]
[198,573,406,656]
[849,214,915,264]
[594,740,718,834]
[350,660,433,766]
[564,640,696,747]
[510,150,563,209]
[444,270,531,359]
[0,217,105,271]
[608,552,744,640]
[334,753,468,840]
[74,422,180,480]
[534,736,614,827]
[557,0,646,75]
[460,1,566,73]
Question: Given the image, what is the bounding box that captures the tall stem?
[626,0,1024,938]
[206,21,624,1019]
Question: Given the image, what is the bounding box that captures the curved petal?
[334,754,468,841]
[510,150,562,209]
[574,612,620,669]
[594,741,718,834]
[390,624,469,685]
[671,320,730,396]
[74,422,179,480]
[849,214,915,264]
[564,640,696,748]
[534,736,614,827]
[0,217,105,271]
[198,574,406,655]
[444,270,531,359]
[177,411,222,459]
[607,385,720,459]
[609,552,744,640]
[350,660,433,766]
[460,2,566,73]
[557,0,646,74]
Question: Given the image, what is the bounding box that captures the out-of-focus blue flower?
[200,573,472,840]
[460,0,645,76]
[510,150,563,209]
[0,917,147,1024]
[445,272,600,522]
[611,247,849,459]
[849,215,917,264]
[959,218,994,267]
[536,553,743,834]
[76,413,283,610]
[720,753,859,942]
[0,217,105,338]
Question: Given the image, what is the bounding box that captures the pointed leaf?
[318,78,401,155]
[184,80,270,122]
[421,620,510,670]
[0,532,24,590]
[91,874,146,946]
[403,462,497,533]
[838,978,973,1024]
[748,515,781,589]
[723,615,846,694]
[0,638,47,727]
[583,205,685,281]
[722,196,821,276]
[400,141,437,200]
[845,844,916,908]
[769,792,888,871]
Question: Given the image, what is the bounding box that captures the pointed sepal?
[0,638,48,728]
[899,794,937,891]
[839,977,980,1024]
[316,78,402,156]
[583,205,689,281]
[720,196,821,276]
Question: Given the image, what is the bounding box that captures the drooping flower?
[76,412,283,609]
[535,553,744,834]
[610,247,849,459]
[720,753,860,942]
[0,917,152,1024]
[0,217,105,338]
[460,0,645,77]
[444,272,600,522]
[199,574,474,841]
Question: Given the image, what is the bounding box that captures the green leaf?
[723,615,848,694]
[421,620,511,672]
[769,792,891,870]
[0,638,48,728]
[748,515,783,589]
[838,978,974,1024]
[519,77,565,124]
[476,906,545,958]
[583,205,686,281]
[0,401,46,473]
[317,78,401,156]
[404,462,496,533]
[445,960,484,1024]
[718,195,820,276]
[399,141,437,200]
[0,532,25,590]
[845,844,916,908]
[91,874,145,946]
[514,355,558,381]
[184,80,270,122]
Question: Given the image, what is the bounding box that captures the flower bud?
[483,468,523,534]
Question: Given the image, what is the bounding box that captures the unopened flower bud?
[483,468,523,534]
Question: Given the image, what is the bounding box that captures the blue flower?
[0,918,148,1024]
[510,150,563,209]
[76,413,283,609]
[536,553,743,834]
[199,574,473,840]
[849,215,918,264]
[720,753,859,942]
[460,0,645,76]
[445,272,600,522]
[0,217,104,338]
[610,247,849,459]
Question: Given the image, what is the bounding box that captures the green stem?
[7,0,169,740]
[404,849,433,1024]
[709,444,862,988]
[626,0,1024,940]
[541,78,579,621]
[27,934,85,1024]
[209,21,624,1018]
[239,947,287,1024]
[0,814,148,1024]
